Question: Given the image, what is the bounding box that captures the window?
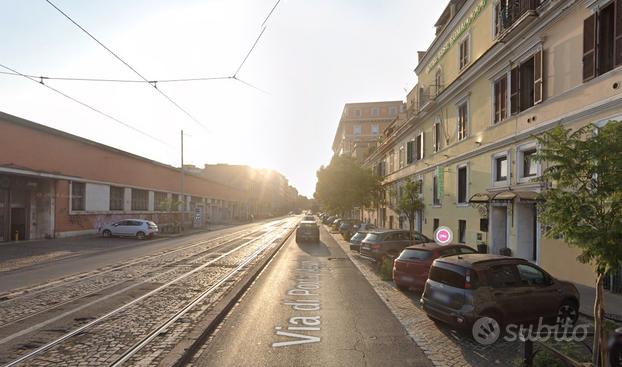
[389,106,398,115]
[371,124,380,136]
[459,35,470,70]
[353,125,362,136]
[109,186,124,211]
[418,179,423,194]
[434,69,443,95]
[583,2,622,81]
[416,132,424,160]
[371,107,379,116]
[171,193,180,211]
[406,141,414,164]
[457,166,467,204]
[489,265,522,288]
[433,121,441,152]
[517,264,548,286]
[131,189,148,211]
[457,102,468,141]
[429,266,468,289]
[522,149,537,177]
[433,218,440,232]
[433,176,441,206]
[510,50,543,114]
[154,191,168,211]
[399,146,405,169]
[71,182,85,211]
[458,220,466,243]
[495,155,508,182]
[399,249,432,261]
[493,74,507,124]
[353,109,361,117]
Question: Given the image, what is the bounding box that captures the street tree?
[389,179,425,234]
[535,121,622,366]
[314,155,382,216]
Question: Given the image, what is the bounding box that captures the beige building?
[360,0,622,291]
[332,101,405,163]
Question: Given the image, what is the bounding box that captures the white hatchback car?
[101,219,158,240]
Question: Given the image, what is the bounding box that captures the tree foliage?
[389,179,425,233]
[535,121,622,366]
[314,155,382,215]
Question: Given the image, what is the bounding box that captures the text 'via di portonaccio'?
[272,260,321,347]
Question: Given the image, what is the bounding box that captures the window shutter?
[615,0,622,67]
[510,66,520,115]
[406,141,413,164]
[583,14,597,81]
[533,50,543,105]
[432,124,437,152]
[420,132,425,159]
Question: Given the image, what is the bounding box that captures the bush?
[379,256,394,281]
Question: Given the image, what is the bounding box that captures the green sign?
[425,0,488,74]
[436,166,444,196]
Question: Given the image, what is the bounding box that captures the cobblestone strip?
[325,228,523,367]
[0,229,261,325]
[5,223,295,367]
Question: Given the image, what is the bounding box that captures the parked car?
[322,216,334,225]
[101,219,159,240]
[296,220,320,243]
[348,230,370,252]
[330,218,343,231]
[421,254,580,331]
[393,243,478,291]
[360,230,431,262]
[339,219,361,240]
[346,222,375,240]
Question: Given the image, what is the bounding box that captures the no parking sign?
[434,226,453,245]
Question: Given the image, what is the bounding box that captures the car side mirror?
[112,223,118,227]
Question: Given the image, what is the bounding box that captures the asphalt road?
[0,222,259,293]
[192,225,433,367]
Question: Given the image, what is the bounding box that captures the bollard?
[610,326,622,367]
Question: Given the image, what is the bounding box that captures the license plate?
[400,275,414,282]
[432,291,450,303]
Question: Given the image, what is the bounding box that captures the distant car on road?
[344,222,375,241]
[296,220,320,243]
[393,243,478,291]
[338,219,361,240]
[360,230,431,262]
[101,219,158,240]
[421,254,580,332]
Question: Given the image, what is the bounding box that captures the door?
[0,189,7,242]
[488,264,535,324]
[516,263,559,320]
[111,220,130,236]
[10,207,26,241]
[490,205,508,255]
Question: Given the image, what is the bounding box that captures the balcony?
[495,0,540,42]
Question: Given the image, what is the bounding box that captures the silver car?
[101,219,158,240]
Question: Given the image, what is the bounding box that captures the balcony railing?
[495,0,540,39]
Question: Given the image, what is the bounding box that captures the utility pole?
[180,129,185,231]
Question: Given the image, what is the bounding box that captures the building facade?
[361,0,622,290]
[332,101,405,163]
[0,112,250,241]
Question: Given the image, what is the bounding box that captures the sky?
[0,0,446,197]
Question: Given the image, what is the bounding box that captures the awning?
[491,190,541,203]
[468,192,491,204]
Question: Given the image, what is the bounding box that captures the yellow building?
[362,0,622,290]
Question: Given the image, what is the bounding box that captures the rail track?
[0,218,296,366]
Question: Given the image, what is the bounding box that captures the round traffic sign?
[434,226,453,245]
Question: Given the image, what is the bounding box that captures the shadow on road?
[295,240,332,257]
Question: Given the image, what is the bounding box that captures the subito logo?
[472,317,501,345]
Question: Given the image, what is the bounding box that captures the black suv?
[421,254,580,331]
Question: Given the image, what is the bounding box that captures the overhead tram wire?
[0,63,175,150]
[0,71,233,84]
[44,0,208,130]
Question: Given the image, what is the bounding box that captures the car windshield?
[429,265,466,289]
[363,233,381,242]
[398,249,432,261]
[300,223,316,228]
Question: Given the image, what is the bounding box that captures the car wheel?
[556,300,579,326]
[136,231,146,240]
[102,229,112,238]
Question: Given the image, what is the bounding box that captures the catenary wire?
[0,63,175,150]
[0,71,232,84]
[44,0,208,130]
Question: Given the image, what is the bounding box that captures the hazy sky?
[0,0,446,197]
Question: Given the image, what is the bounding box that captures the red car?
[392,243,478,291]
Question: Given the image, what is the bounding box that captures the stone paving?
[326,229,525,367]
[0,220,295,367]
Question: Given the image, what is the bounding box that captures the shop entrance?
[10,207,26,241]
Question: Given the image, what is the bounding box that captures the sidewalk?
[575,283,622,321]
